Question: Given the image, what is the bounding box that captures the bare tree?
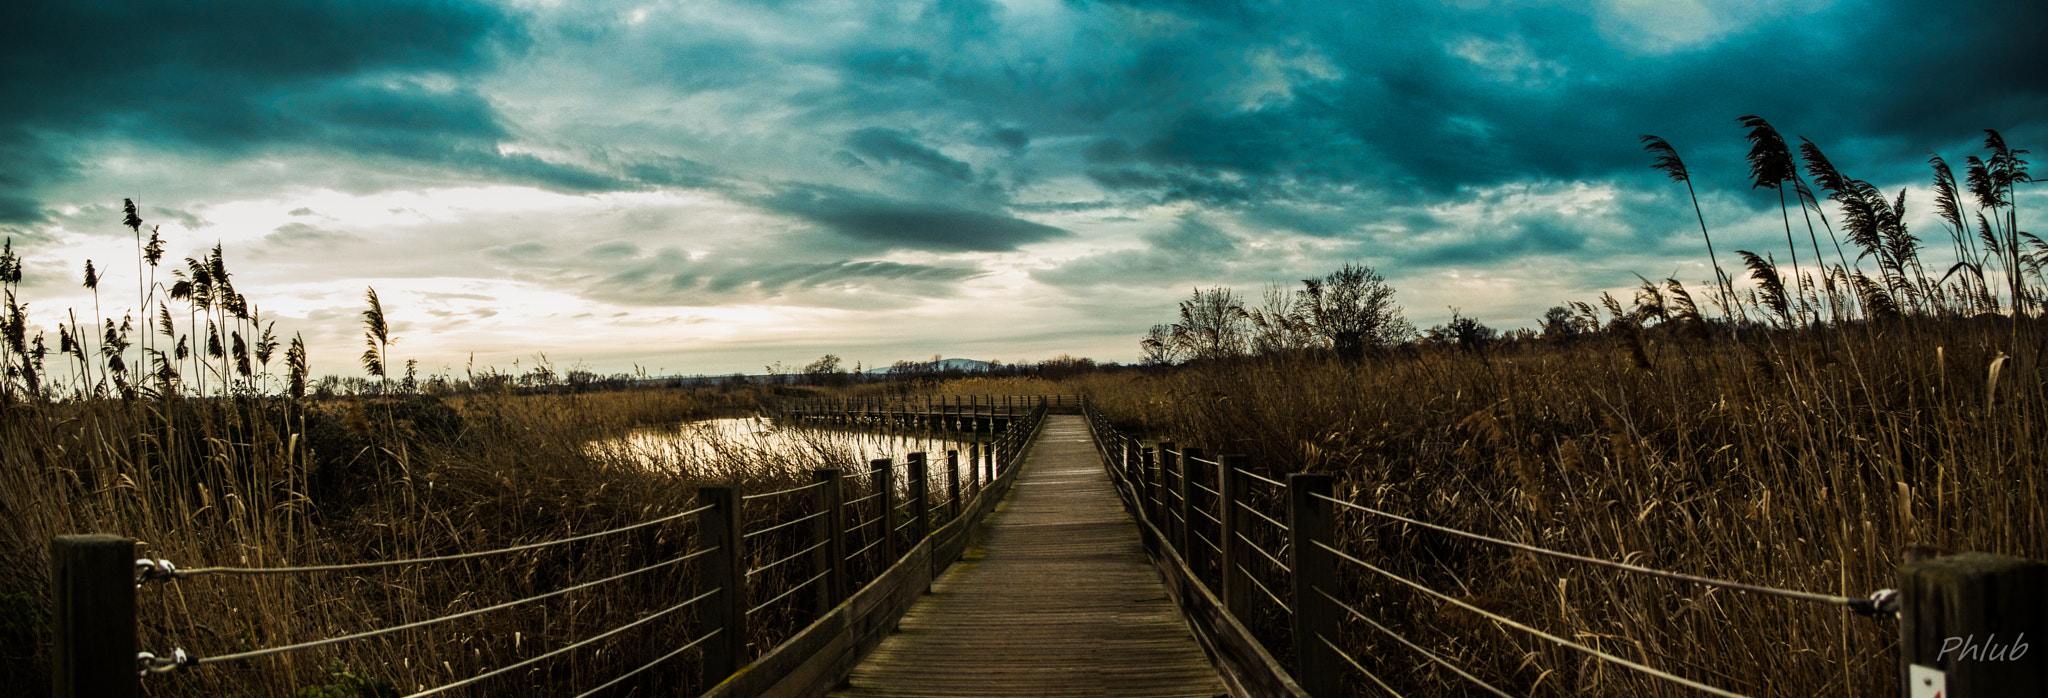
[1171,287,1250,362]
[1140,323,1182,366]
[1247,283,1318,355]
[1301,264,1410,361]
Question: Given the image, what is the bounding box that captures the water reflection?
[591,416,983,478]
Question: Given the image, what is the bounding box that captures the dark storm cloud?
[757,185,1069,252]
[845,128,975,181]
[585,249,984,306]
[0,0,628,222]
[980,0,2048,210]
[1031,215,1238,288]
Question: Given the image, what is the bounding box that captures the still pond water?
[592,416,986,478]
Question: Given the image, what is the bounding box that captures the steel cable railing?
[1315,589,1512,698]
[410,587,722,697]
[1078,398,1861,698]
[105,396,1058,696]
[743,509,829,540]
[138,503,715,581]
[570,628,721,698]
[741,480,830,501]
[1309,492,1884,611]
[1315,540,1750,697]
[150,545,719,669]
[749,569,833,615]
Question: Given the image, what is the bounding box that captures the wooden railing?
[772,394,1086,432]
[1080,399,2044,698]
[58,399,1052,697]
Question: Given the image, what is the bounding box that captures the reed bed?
[1066,313,2044,696]
[0,384,941,696]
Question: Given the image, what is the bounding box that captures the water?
[591,415,986,478]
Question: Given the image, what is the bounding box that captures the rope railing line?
[1319,631,1408,698]
[740,480,830,501]
[842,516,880,536]
[1187,455,1221,467]
[408,587,719,697]
[1191,528,1223,557]
[570,628,720,698]
[843,491,881,507]
[1309,492,1875,609]
[1315,541,1750,698]
[746,539,831,578]
[749,569,832,615]
[183,546,719,668]
[1316,589,1512,698]
[1189,480,1220,499]
[743,509,828,540]
[893,518,916,533]
[1191,505,1223,528]
[1239,562,1292,615]
[1235,499,1289,533]
[1236,530,1291,574]
[159,504,715,580]
[1235,466,1285,489]
[845,538,883,563]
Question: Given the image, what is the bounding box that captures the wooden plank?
[831,416,1227,698]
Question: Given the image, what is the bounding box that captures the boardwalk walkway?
[829,415,1227,698]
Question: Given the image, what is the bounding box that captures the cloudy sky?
[4,0,2044,378]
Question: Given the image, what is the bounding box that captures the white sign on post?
[1909,664,1946,698]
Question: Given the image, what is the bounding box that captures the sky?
[3,0,2046,379]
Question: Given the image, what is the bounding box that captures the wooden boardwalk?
[828,415,1228,698]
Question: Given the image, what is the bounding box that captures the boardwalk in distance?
[829,415,1227,698]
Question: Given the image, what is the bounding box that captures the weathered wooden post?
[907,452,930,542]
[1171,440,1187,552]
[697,485,747,681]
[1220,454,1252,622]
[1142,446,1160,526]
[53,534,137,698]
[966,440,983,489]
[1288,474,1337,698]
[1182,446,1206,577]
[1124,439,1142,498]
[871,459,896,564]
[945,450,961,520]
[811,469,846,617]
[1898,552,2047,697]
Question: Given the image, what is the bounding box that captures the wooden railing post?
[1183,446,1207,579]
[1143,446,1159,525]
[1220,454,1252,622]
[810,469,846,617]
[53,534,136,698]
[945,450,962,520]
[872,459,896,564]
[968,442,981,492]
[1289,473,1337,698]
[1124,440,1141,498]
[1171,440,1187,552]
[697,485,747,681]
[907,453,930,542]
[1899,552,2046,697]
